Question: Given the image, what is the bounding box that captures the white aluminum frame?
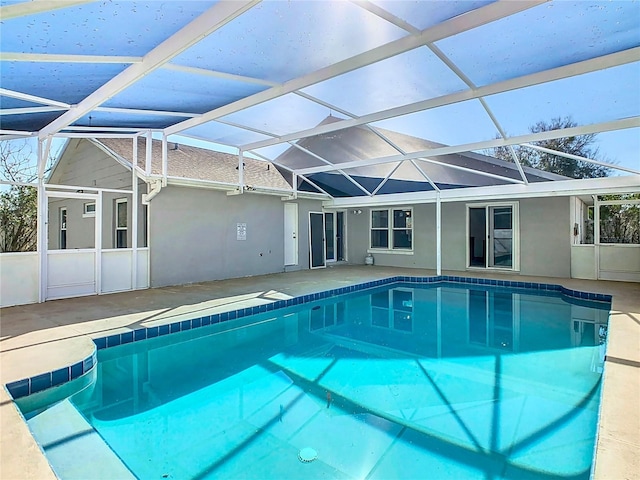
[465,201,520,273]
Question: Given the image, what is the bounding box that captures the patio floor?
[1,265,638,479]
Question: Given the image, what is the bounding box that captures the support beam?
[166,0,544,136]
[296,91,441,192]
[328,174,640,209]
[238,150,245,190]
[145,131,153,176]
[38,0,260,138]
[95,106,199,118]
[54,133,139,139]
[288,143,373,196]
[161,135,168,185]
[242,47,640,152]
[371,161,403,196]
[521,143,640,175]
[0,52,141,64]
[294,117,640,175]
[163,64,279,87]
[60,126,148,133]
[0,129,34,136]
[95,191,102,295]
[436,192,442,275]
[248,149,332,197]
[132,148,138,292]
[0,87,70,109]
[36,139,49,302]
[423,41,530,184]
[0,106,66,116]
[0,0,94,20]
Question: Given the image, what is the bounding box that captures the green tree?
[492,116,611,179]
[0,140,52,252]
[598,194,640,244]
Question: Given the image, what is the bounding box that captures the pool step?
[27,399,135,480]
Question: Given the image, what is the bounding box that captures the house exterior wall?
[345,204,437,269]
[148,186,322,287]
[519,197,570,277]
[345,196,571,278]
[47,139,147,250]
[48,198,96,249]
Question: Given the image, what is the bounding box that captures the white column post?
[36,138,48,302]
[238,150,244,191]
[131,153,138,290]
[161,134,168,186]
[133,134,138,173]
[95,190,102,294]
[145,130,152,176]
[436,191,442,275]
[594,196,600,279]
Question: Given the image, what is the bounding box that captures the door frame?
[323,210,347,263]
[309,211,326,269]
[466,201,520,272]
[284,203,298,266]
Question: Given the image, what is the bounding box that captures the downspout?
[142,178,163,205]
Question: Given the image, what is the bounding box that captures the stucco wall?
[346,204,437,268]
[47,139,147,249]
[519,197,570,277]
[148,186,322,287]
[346,197,571,278]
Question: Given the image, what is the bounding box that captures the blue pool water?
[20,282,610,479]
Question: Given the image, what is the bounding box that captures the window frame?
[465,201,520,272]
[595,197,640,245]
[59,207,67,250]
[83,202,96,218]
[368,207,414,254]
[115,198,128,248]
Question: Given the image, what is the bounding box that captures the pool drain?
[298,447,318,463]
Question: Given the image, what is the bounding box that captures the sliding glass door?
[468,203,517,270]
[489,206,513,268]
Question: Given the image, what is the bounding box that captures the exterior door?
[309,212,326,269]
[325,212,335,262]
[284,203,298,266]
[468,204,516,269]
[489,206,513,268]
[324,211,346,263]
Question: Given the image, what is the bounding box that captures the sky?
[1,0,638,177]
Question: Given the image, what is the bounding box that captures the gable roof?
[95,137,291,190]
[275,116,567,197]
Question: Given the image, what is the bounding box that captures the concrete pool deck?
[1,266,638,479]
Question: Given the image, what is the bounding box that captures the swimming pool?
[13,277,610,479]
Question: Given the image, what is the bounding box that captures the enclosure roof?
[1,0,639,199]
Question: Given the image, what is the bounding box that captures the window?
[370,208,412,250]
[371,289,413,332]
[115,198,127,248]
[83,202,96,218]
[59,207,67,249]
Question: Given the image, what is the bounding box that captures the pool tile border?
[5,275,611,401]
[90,275,610,353]
[6,350,97,400]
